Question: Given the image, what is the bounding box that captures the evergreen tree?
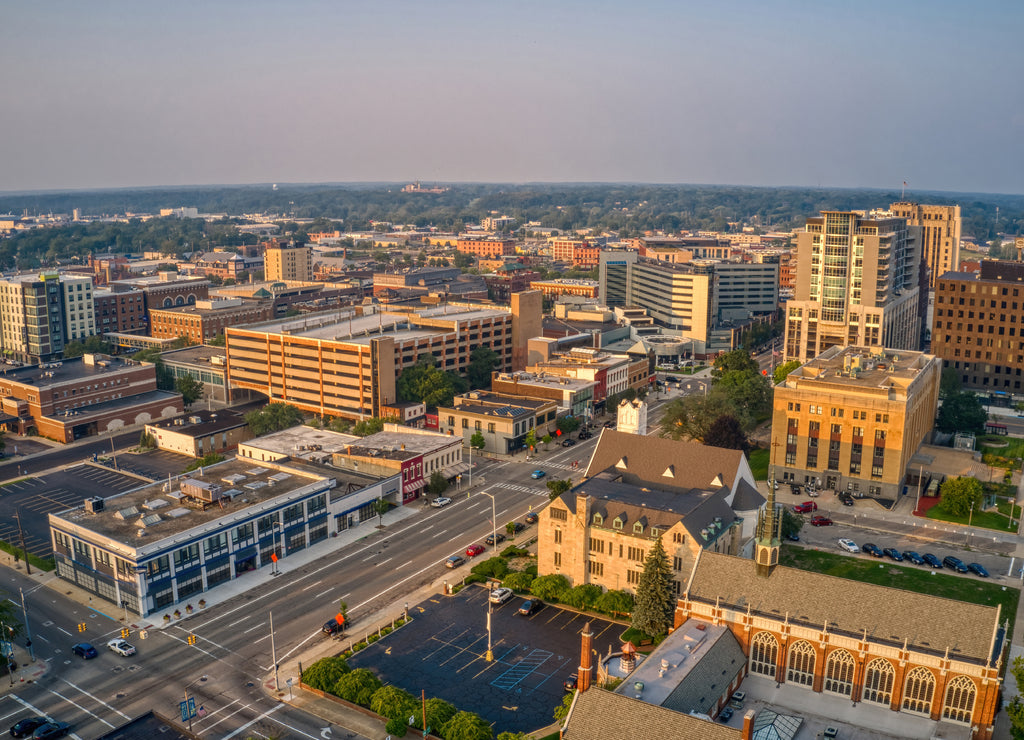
[630,536,674,637]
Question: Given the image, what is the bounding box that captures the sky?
[3,0,1023,194]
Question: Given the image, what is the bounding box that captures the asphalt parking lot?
[347,586,625,734]
[0,464,148,557]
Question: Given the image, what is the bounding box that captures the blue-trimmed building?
[48,458,399,617]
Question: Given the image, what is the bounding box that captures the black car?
[524,511,538,524]
[838,493,854,506]
[518,598,541,616]
[30,723,70,740]
[882,548,904,562]
[563,674,578,692]
[561,438,576,447]
[902,551,925,565]
[508,522,526,534]
[322,618,346,636]
[10,717,47,738]
[922,553,943,569]
[968,562,990,578]
[484,532,506,546]
[943,555,969,573]
[789,484,801,495]
[861,543,884,558]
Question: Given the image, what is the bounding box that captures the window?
[824,649,855,696]
[672,532,684,544]
[589,538,604,554]
[146,555,170,578]
[553,552,561,567]
[550,508,567,522]
[672,556,683,571]
[283,503,304,525]
[461,418,468,429]
[632,522,644,535]
[749,632,778,678]
[863,659,895,706]
[588,561,604,576]
[592,513,604,526]
[626,570,640,585]
[174,544,200,570]
[786,640,815,687]
[204,533,228,557]
[903,667,936,715]
[627,546,645,561]
[612,518,623,530]
[554,529,562,544]
[942,676,977,724]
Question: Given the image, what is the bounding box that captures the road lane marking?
[314,588,334,598]
[197,700,257,731]
[220,703,284,739]
[432,529,449,538]
[243,622,265,634]
[398,559,413,569]
[376,557,392,567]
[47,689,115,728]
[60,678,132,720]
[8,695,84,739]
[300,580,323,592]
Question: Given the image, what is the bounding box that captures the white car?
[107,638,136,656]
[838,538,860,553]
[489,587,514,605]
[431,497,452,508]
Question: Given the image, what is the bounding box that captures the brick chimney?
[579,621,594,691]
[741,709,755,740]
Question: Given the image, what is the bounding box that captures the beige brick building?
[265,241,313,282]
[889,202,961,290]
[770,345,941,498]
[535,431,763,595]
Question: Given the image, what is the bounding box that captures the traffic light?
[121,628,130,639]
[187,633,197,646]
[77,623,86,633]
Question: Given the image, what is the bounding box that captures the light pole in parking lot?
[477,490,497,662]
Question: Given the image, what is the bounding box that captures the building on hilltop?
[769,345,941,499]
[784,210,922,363]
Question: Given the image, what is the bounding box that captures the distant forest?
[0,183,1021,271]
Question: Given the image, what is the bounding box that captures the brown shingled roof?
[687,552,1000,663]
[585,429,746,492]
[562,687,742,740]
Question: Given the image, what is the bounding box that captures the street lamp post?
[183,675,208,734]
[477,490,498,662]
[19,588,33,662]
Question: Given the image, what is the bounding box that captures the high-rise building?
[264,241,313,282]
[784,211,922,363]
[0,273,96,362]
[889,202,961,290]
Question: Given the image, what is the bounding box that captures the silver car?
[489,587,513,605]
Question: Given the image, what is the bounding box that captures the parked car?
[561,438,576,447]
[466,544,486,558]
[922,553,943,569]
[518,598,541,615]
[563,674,578,692]
[106,639,136,657]
[792,502,817,514]
[484,532,506,546]
[445,554,466,569]
[70,643,97,660]
[902,551,925,565]
[807,488,820,498]
[882,548,904,562]
[489,587,514,605]
[968,563,990,578]
[789,484,802,495]
[838,492,854,506]
[809,515,833,527]
[29,723,70,740]
[508,522,526,534]
[524,511,539,525]
[577,431,592,441]
[603,421,615,428]
[10,718,47,738]
[718,706,734,723]
[322,618,346,636]
[431,497,452,508]
[861,543,884,558]
[837,538,859,553]
[530,470,546,479]
[785,532,800,542]
[943,555,969,573]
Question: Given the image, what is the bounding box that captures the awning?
[405,479,427,493]
[442,462,471,478]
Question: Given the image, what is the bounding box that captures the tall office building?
[784,211,922,363]
[889,202,961,289]
[0,273,96,362]
[264,241,313,282]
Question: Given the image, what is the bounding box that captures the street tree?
[711,349,760,380]
[441,711,492,740]
[939,476,984,517]
[422,698,458,734]
[631,537,674,638]
[175,375,205,408]
[546,478,572,500]
[332,668,381,706]
[375,498,390,525]
[936,391,987,434]
[1004,656,1024,738]
[300,656,350,692]
[702,414,748,451]
[370,685,418,725]
[470,431,485,449]
[428,471,449,496]
[772,360,801,385]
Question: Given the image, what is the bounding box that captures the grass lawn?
[780,547,1018,644]
[979,434,1024,458]
[748,448,769,481]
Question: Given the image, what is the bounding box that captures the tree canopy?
[466,347,500,389]
[631,537,674,638]
[936,391,987,435]
[939,476,984,517]
[244,403,304,436]
[396,355,468,408]
[175,375,205,408]
[772,359,801,385]
[702,414,748,451]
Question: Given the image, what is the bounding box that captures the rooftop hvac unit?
[180,478,223,502]
[188,415,202,424]
[84,496,104,514]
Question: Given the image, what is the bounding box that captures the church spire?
[755,446,783,577]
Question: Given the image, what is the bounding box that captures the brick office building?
[456,236,516,259]
[93,288,147,335]
[149,298,274,344]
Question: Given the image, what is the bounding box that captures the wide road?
[0,437,601,740]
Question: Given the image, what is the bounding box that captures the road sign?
[179,697,196,722]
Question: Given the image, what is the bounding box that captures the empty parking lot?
[347,586,624,734]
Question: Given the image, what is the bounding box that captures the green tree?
[631,537,673,638]
[470,557,509,580]
[138,431,156,449]
[175,375,205,408]
[529,574,570,602]
[183,452,225,472]
[542,434,552,447]
[524,429,537,451]
[939,476,984,517]
[353,416,397,437]
[370,685,418,724]
[702,414,748,451]
[939,367,962,399]
[63,335,112,359]
[555,416,581,434]
[375,498,390,525]
[244,403,304,436]
[562,584,602,610]
[470,431,485,449]
[332,668,381,706]
[594,589,633,619]
[428,470,449,496]
[659,392,741,441]
[502,571,535,592]
[553,693,574,723]
[497,733,534,740]
[936,391,987,434]
[772,359,800,385]
[300,656,350,692]
[1004,656,1024,738]
[396,355,468,408]
[711,349,759,379]
[715,368,771,420]
[207,333,226,347]
[440,711,492,740]
[467,347,500,389]
[546,478,572,500]
[781,508,803,541]
[423,697,458,735]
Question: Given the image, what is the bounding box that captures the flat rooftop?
[52,458,333,545]
[787,345,934,390]
[0,356,149,389]
[160,344,228,366]
[146,409,247,436]
[349,428,458,458]
[494,372,596,391]
[241,426,360,458]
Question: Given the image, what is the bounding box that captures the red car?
[466,544,486,557]
[809,515,833,527]
[793,502,817,514]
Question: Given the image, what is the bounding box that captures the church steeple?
[755,451,783,577]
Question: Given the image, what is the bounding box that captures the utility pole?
[270,611,279,691]
[13,511,30,575]
[19,588,33,662]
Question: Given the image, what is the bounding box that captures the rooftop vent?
[165,507,191,519]
[84,497,104,514]
[138,514,162,527]
[115,506,140,520]
[143,498,169,510]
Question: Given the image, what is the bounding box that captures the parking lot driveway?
[117,449,194,477]
[347,587,624,734]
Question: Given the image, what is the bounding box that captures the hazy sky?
[3,0,1022,194]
